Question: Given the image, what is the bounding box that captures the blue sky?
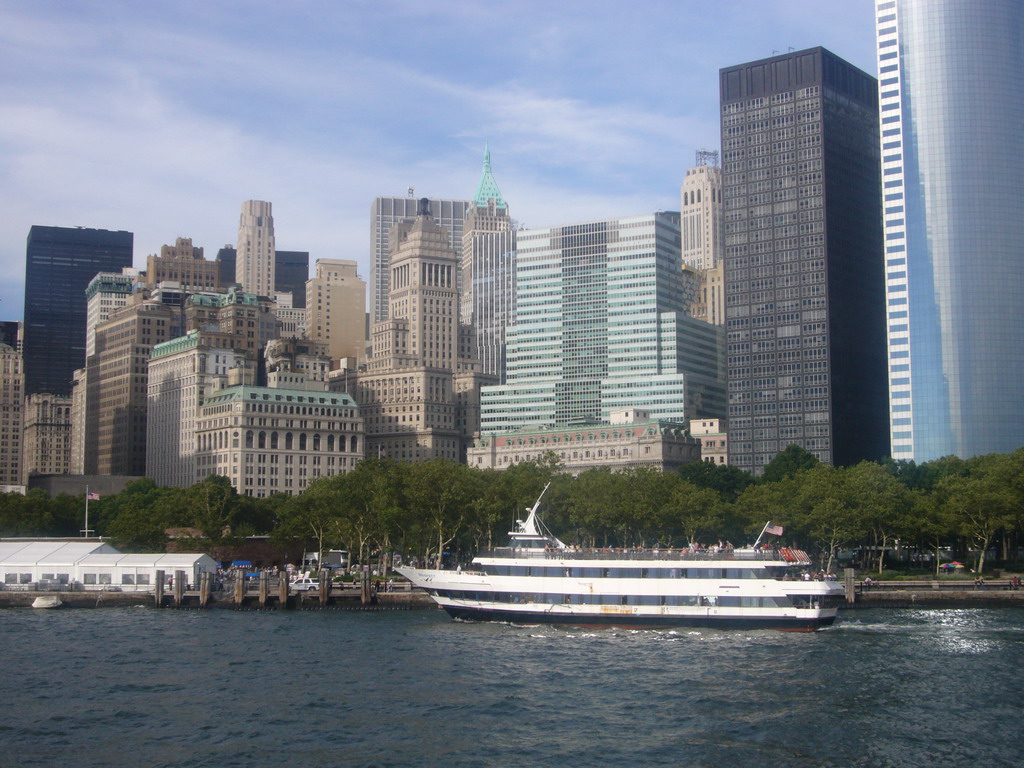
[0,0,876,319]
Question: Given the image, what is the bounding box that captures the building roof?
[0,540,216,569]
[202,385,357,408]
[0,540,118,565]
[473,146,507,210]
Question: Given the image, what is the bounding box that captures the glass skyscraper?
[480,212,725,433]
[721,48,888,474]
[23,226,134,396]
[877,0,1024,462]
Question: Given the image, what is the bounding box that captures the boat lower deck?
[443,604,836,631]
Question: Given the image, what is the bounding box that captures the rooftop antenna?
[407,186,414,197]
[695,149,720,168]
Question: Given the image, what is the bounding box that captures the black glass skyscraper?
[23,226,134,396]
[274,250,309,308]
[214,246,308,307]
[720,47,888,473]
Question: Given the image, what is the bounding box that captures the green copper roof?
[473,145,507,210]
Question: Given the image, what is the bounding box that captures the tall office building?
[85,269,139,357]
[84,296,176,476]
[275,250,310,308]
[147,330,252,488]
[235,201,276,298]
[0,322,22,352]
[22,393,73,482]
[183,287,278,361]
[306,259,367,366]
[23,226,133,396]
[462,147,517,383]
[720,47,887,474]
[370,195,470,323]
[681,153,723,271]
[336,199,491,462]
[877,1,1024,461]
[480,212,725,433]
[0,343,24,487]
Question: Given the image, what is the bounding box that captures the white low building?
[0,540,217,591]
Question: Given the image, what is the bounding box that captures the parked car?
[291,577,321,592]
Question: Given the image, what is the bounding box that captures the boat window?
[667,595,698,606]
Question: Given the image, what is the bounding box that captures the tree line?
[2,445,1022,576]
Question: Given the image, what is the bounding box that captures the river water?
[1,605,1022,768]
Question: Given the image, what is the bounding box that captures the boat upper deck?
[478,547,813,566]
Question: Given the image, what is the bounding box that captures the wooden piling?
[844,568,856,603]
[174,569,185,607]
[319,570,329,606]
[199,571,210,607]
[259,571,269,607]
[278,572,290,608]
[234,573,245,606]
[361,567,371,606]
[155,569,165,607]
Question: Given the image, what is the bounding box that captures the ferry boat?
[398,486,844,631]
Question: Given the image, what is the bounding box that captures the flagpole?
[753,521,771,549]
[84,485,90,539]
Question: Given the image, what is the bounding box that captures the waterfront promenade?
[2,575,1022,610]
[0,573,433,610]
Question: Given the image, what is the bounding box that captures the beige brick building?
[145,238,220,292]
[305,259,367,366]
[468,409,701,475]
[22,393,72,482]
[0,343,24,487]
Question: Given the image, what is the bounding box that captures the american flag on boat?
[765,523,783,536]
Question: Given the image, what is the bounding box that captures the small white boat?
[31,596,63,609]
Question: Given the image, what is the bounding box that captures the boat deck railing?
[478,547,812,565]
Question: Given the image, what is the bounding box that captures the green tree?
[405,459,476,568]
[273,476,346,570]
[663,477,723,547]
[846,461,914,574]
[792,465,861,573]
[677,461,754,503]
[937,454,1016,574]
[566,468,625,547]
[186,475,241,543]
[761,444,819,483]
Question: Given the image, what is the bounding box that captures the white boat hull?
[31,596,63,609]
[398,565,843,632]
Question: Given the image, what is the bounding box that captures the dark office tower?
[215,246,237,288]
[0,322,22,352]
[720,48,887,474]
[274,250,309,308]
[23,226,134,396]
[215,246,308,307]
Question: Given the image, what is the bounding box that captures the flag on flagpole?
[87,491,101,501]
[765,523,783,536]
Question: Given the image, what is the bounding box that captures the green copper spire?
[473,145,507,210]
